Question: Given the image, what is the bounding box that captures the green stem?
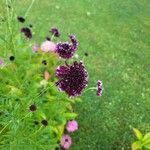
[24,0,35,18]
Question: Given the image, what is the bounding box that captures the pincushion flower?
[66,120,78,133]
[21,27,32,39]
[55,34,78,59]
[41,41,56,52]
[56,61,88,97]
[97,80,103,96]
[60,135,72,149]
[50,27,60,37]
[32,44,39,52]
[0,59,4,66]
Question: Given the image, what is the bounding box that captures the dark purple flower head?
[56,35,78,59]
[21,27,32,39]
[96,80,103,96]
[50,27,60,37]
[17,16,25,23]
[69,34,78,51]
[56,61,88,97]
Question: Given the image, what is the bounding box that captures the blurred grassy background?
[1,0,150,149]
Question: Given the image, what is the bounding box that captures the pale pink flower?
[66,120,78,133]
[44,71,51,80]
[41,41,56,52]
[0,59,4,66]
[32,44,39,52]
[60,134,72,149]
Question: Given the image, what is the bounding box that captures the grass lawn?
[1,0,150,149]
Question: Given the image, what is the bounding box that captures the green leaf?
[132,141,142,150]
[133,128,143,140]
[143,133,150,145]
[63,112,78,120]
[144,143,150,149]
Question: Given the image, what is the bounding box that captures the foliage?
[132,128,150,150]
[0,1,80,149]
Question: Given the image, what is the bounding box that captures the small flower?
[60,135,72,150]
[21,27,32,39]
[32,44,39,52]
[69,34,78,51]
[42,60,47,65]
[84,52,88,56]
[56,61,88,97]
[44,71,51,80]
[55,35,78,59]
[50,27,60,37]
[41,119,48,126]
[29,104,37,112]
[9,56,15,61]
[17,16,25,23]
[46,37,51,41]
[96,80,103,96]
[29,24,33,28]
[0,59,4,65]
[66,120,78,133]
[34,121,39,125]
[41,41,56,52]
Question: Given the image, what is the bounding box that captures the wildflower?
[84,52,88,56]
[41,41,56,52]
[9,56,15,61]
[42,60,47,65]
[44,71,51,80]
[96,80,103,96]
[29,24,33,28]
[66,120,78,133]
[50,27,60,37]
[55,34,78,59]
[21,27,32,39]
[0,59,4,65]
[17,16,25,23]
[32,44,39,52]
[60,135,72,149]
[34,121,39,125]
[56,61,88,97]
[46,37,51,41]
[29,104,37,112]
[41,119,48,126]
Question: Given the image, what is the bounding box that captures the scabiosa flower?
[32,44,39,52]
[55,35,78,59]
[97,80,103,96]
[0,59,4,66]
[60,135,72,150]
[56,61,88,97]
[66,120,78,133]
[69,34,78,51]
[29,104,37,112]
[21,27,32,39]
[41,119,48,126]
[50,27,60,37]
[17,16,25,23]
[41,41,56,52]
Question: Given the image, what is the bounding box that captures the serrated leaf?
[133,128,143,140]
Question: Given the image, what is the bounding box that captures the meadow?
[0,0,150,149]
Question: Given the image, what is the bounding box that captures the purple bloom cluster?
[56,61,88,97]
[97,80,103,96]
[55,35,78,59]
[50,27,60,37]
[21,27,32,39]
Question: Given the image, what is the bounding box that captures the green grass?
[1,0,150,149]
